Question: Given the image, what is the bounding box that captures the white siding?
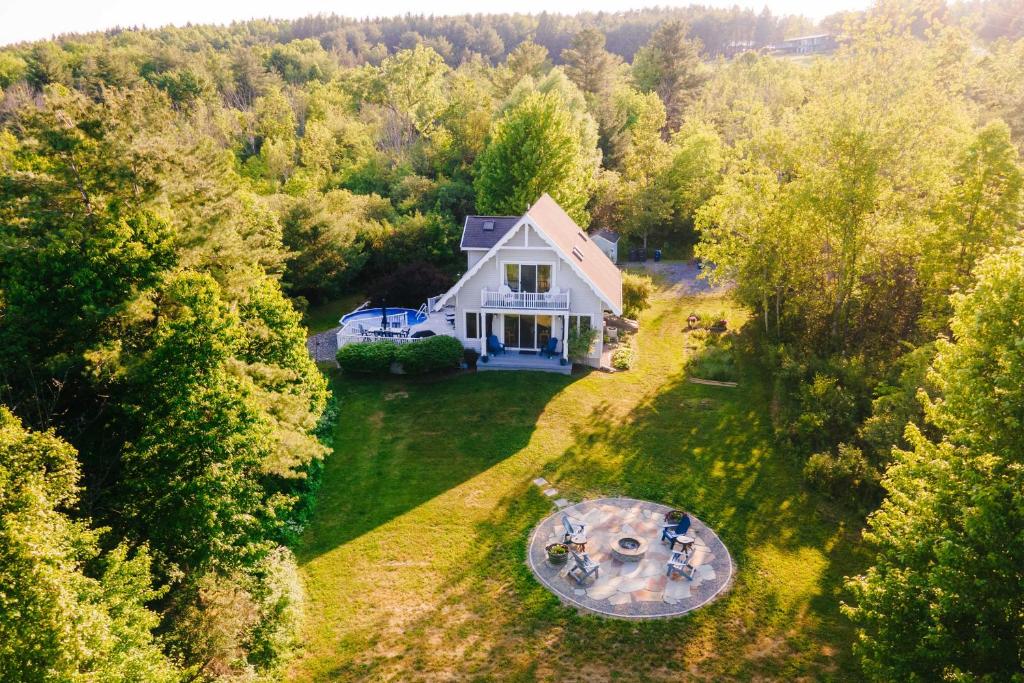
[466,250,485,270]
[451,224,608,366]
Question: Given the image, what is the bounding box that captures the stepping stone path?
[530,476,574,509]
[526,497,734,619]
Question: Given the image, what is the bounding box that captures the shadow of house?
[295,369,577,563]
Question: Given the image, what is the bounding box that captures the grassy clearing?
[290,278,866,681]
[301,293,366,334]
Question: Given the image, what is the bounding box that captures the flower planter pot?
[546,543,569,565]
[665,510,685,524]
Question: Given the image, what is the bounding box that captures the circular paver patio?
[527,498,734,619]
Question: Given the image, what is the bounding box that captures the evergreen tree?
[631,21,707,132]
[562,28,621,97]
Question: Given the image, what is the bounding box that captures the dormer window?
[483,220,495,231]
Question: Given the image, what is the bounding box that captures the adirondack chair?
[661,514,692,551]
[665,550,695,579]
[541,337,559,358]
[487,334,505,355]
[561,514,585,544]
[568,549,600,584]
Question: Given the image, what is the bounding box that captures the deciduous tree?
[475,91,596,224]
[844,244,1024,681]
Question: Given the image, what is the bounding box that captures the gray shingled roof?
[460,215,519,249]
[592,228,620,243]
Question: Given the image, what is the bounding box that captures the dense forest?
[1,0,1023,680]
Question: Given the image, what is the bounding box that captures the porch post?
[562,314,570,362]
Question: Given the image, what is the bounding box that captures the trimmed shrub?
[395,335,463,374]
[336,341,397,374]
[612,346,634,370]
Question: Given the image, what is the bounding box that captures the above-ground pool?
[339,307,426,328]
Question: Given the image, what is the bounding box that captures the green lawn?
[290,281,866,681]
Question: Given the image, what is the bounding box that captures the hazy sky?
[0,0,872,47]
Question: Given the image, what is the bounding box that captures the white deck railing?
[337,333,422,349]
[481,288,570,310]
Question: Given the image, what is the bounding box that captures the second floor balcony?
[481,286,570,310]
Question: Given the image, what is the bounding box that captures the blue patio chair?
[541,337,558,358]
[568,549,600,584]
[561,513,584,544]
[487,334,505,355]
[661,513,692,551]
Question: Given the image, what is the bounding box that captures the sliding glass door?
[503,315,519,348]
[502,314,555,351]
[503,263,552,293]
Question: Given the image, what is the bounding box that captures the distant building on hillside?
[769,33,837,56]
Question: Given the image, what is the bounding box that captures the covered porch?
[471,310,601,370]
[478,351,571,375]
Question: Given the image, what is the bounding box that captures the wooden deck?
[477,352,571,375]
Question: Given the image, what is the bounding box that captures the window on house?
[465,312,480,339]
[504,263,553,292]
[504,263,520,291]
[569,315,592,335]
[537,264,551,291]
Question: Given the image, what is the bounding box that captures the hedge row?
[336,335,464,375]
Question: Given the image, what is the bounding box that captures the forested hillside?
[1,0,1023,679]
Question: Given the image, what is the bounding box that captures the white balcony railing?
[481,288,570,310]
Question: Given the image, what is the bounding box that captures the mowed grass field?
[290,277,866,681]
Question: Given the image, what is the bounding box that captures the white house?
[590,228,620,264]
[334,194,622,374]
[430,194,622,373]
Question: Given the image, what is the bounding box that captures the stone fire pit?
[528,497,734,619]
[611,534,648,562]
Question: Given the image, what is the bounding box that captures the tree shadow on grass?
[332,368,870,680]
[294,368,577,565]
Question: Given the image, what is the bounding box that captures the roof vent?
[482,220,495,231]
[578,231,588,241]
[572,246,584,261]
